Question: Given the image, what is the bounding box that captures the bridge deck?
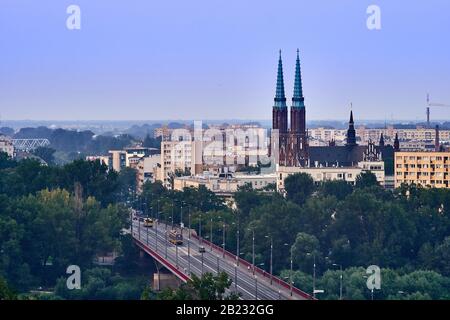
[132,219,313,300]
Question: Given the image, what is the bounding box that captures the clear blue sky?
[1,0,449,121]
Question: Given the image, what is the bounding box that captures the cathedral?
[271,51,395,169]
[271,50,309,167]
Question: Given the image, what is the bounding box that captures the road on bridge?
[132,218,313,300]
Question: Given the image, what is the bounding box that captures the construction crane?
[427,94,450,127]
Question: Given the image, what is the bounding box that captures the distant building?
[157,125,269,188]
[108,147,159,172]
[395,151,450,188]
[137,154,160,192]
[173,173,276,197]
[85,155,109,166]
[277,143,386,191]
[0,135,14,158]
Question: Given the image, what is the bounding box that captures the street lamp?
[222,221,226,258]
[210,217,213,251]
[284,243,293,297]
[171,201,174,229]
[265,235,273,285]
[307,252,316,298]
[165,231,168,259]
[332,263,343,300]
[180,203,184,229]
[248,228,255,275]
[254,275,258,300]
[234,264,238,292]
[199,212,202,245]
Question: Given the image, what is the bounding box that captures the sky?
[1,0,450,122]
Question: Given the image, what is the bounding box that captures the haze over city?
[1,0,450,121]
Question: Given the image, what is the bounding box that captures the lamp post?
[284,243,293,297]
[171,201,174,229]
[332,263,343,300]
[222,221,226,258]
[307,252,316,298]
[138,217,141,240]
[254,275,258,300]
[234,264,238,292]
[155,205,159,252]
[210,217,213,251]
[199,212,202,245]
[248,228,255,275]
[180,204,183,229]
[175,242,179,268]
[265,235,273,285]
[236,226,240,266]
[165,231,168,259]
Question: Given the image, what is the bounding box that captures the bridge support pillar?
[152,260,182,291]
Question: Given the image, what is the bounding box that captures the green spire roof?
[274,50,287,108]
[292,49,305,108]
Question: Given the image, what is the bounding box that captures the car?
[199,246,206,253]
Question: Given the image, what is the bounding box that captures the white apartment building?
[158,125,270,188]
[173,173,276,195]
[309,126,450,148]
[137,154,160,192]
[0,135,15,158]
[276,160,385,191]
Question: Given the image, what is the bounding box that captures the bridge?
[131,216,314,300]
[12,139,51,151]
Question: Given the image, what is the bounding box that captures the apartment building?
[173,173,276,196]
[309,126,450,150]
[0,135,14,158]
[394,152,450,188]
[108,147,159,172]
[137,154,160,192]
[277,161,385,192]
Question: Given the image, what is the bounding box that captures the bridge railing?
[190,232,314,300]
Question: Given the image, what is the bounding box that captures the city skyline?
[1,0,450,121]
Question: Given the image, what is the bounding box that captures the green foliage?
[32,147,56,165]
[0,189,128,292]
[355,171,379,189]
[54,268,148,300]
[157,272,239,300]
[284,173,315,205]
[142,134,161,150]
[0,277,17,300]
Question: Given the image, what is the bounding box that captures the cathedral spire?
[394,133,400,151]
[379,133,385,147]
[274,50,287,108]
[346,110,357,146]
[292,49,305,108]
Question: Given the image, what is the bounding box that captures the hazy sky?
[1,0,449,121]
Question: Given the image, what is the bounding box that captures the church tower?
[288,49,308,166]
[272,50,288,133]
[271,51,289,166]
[346,110,357,146]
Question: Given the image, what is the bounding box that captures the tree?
[32,147,56,165]
[319,180,353,200]
[291,233,321,273]
[355,171,378,189]
[435,237,450,276]
[157,272,239,300]
[0,276,16,300]
[284,173,315,205]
